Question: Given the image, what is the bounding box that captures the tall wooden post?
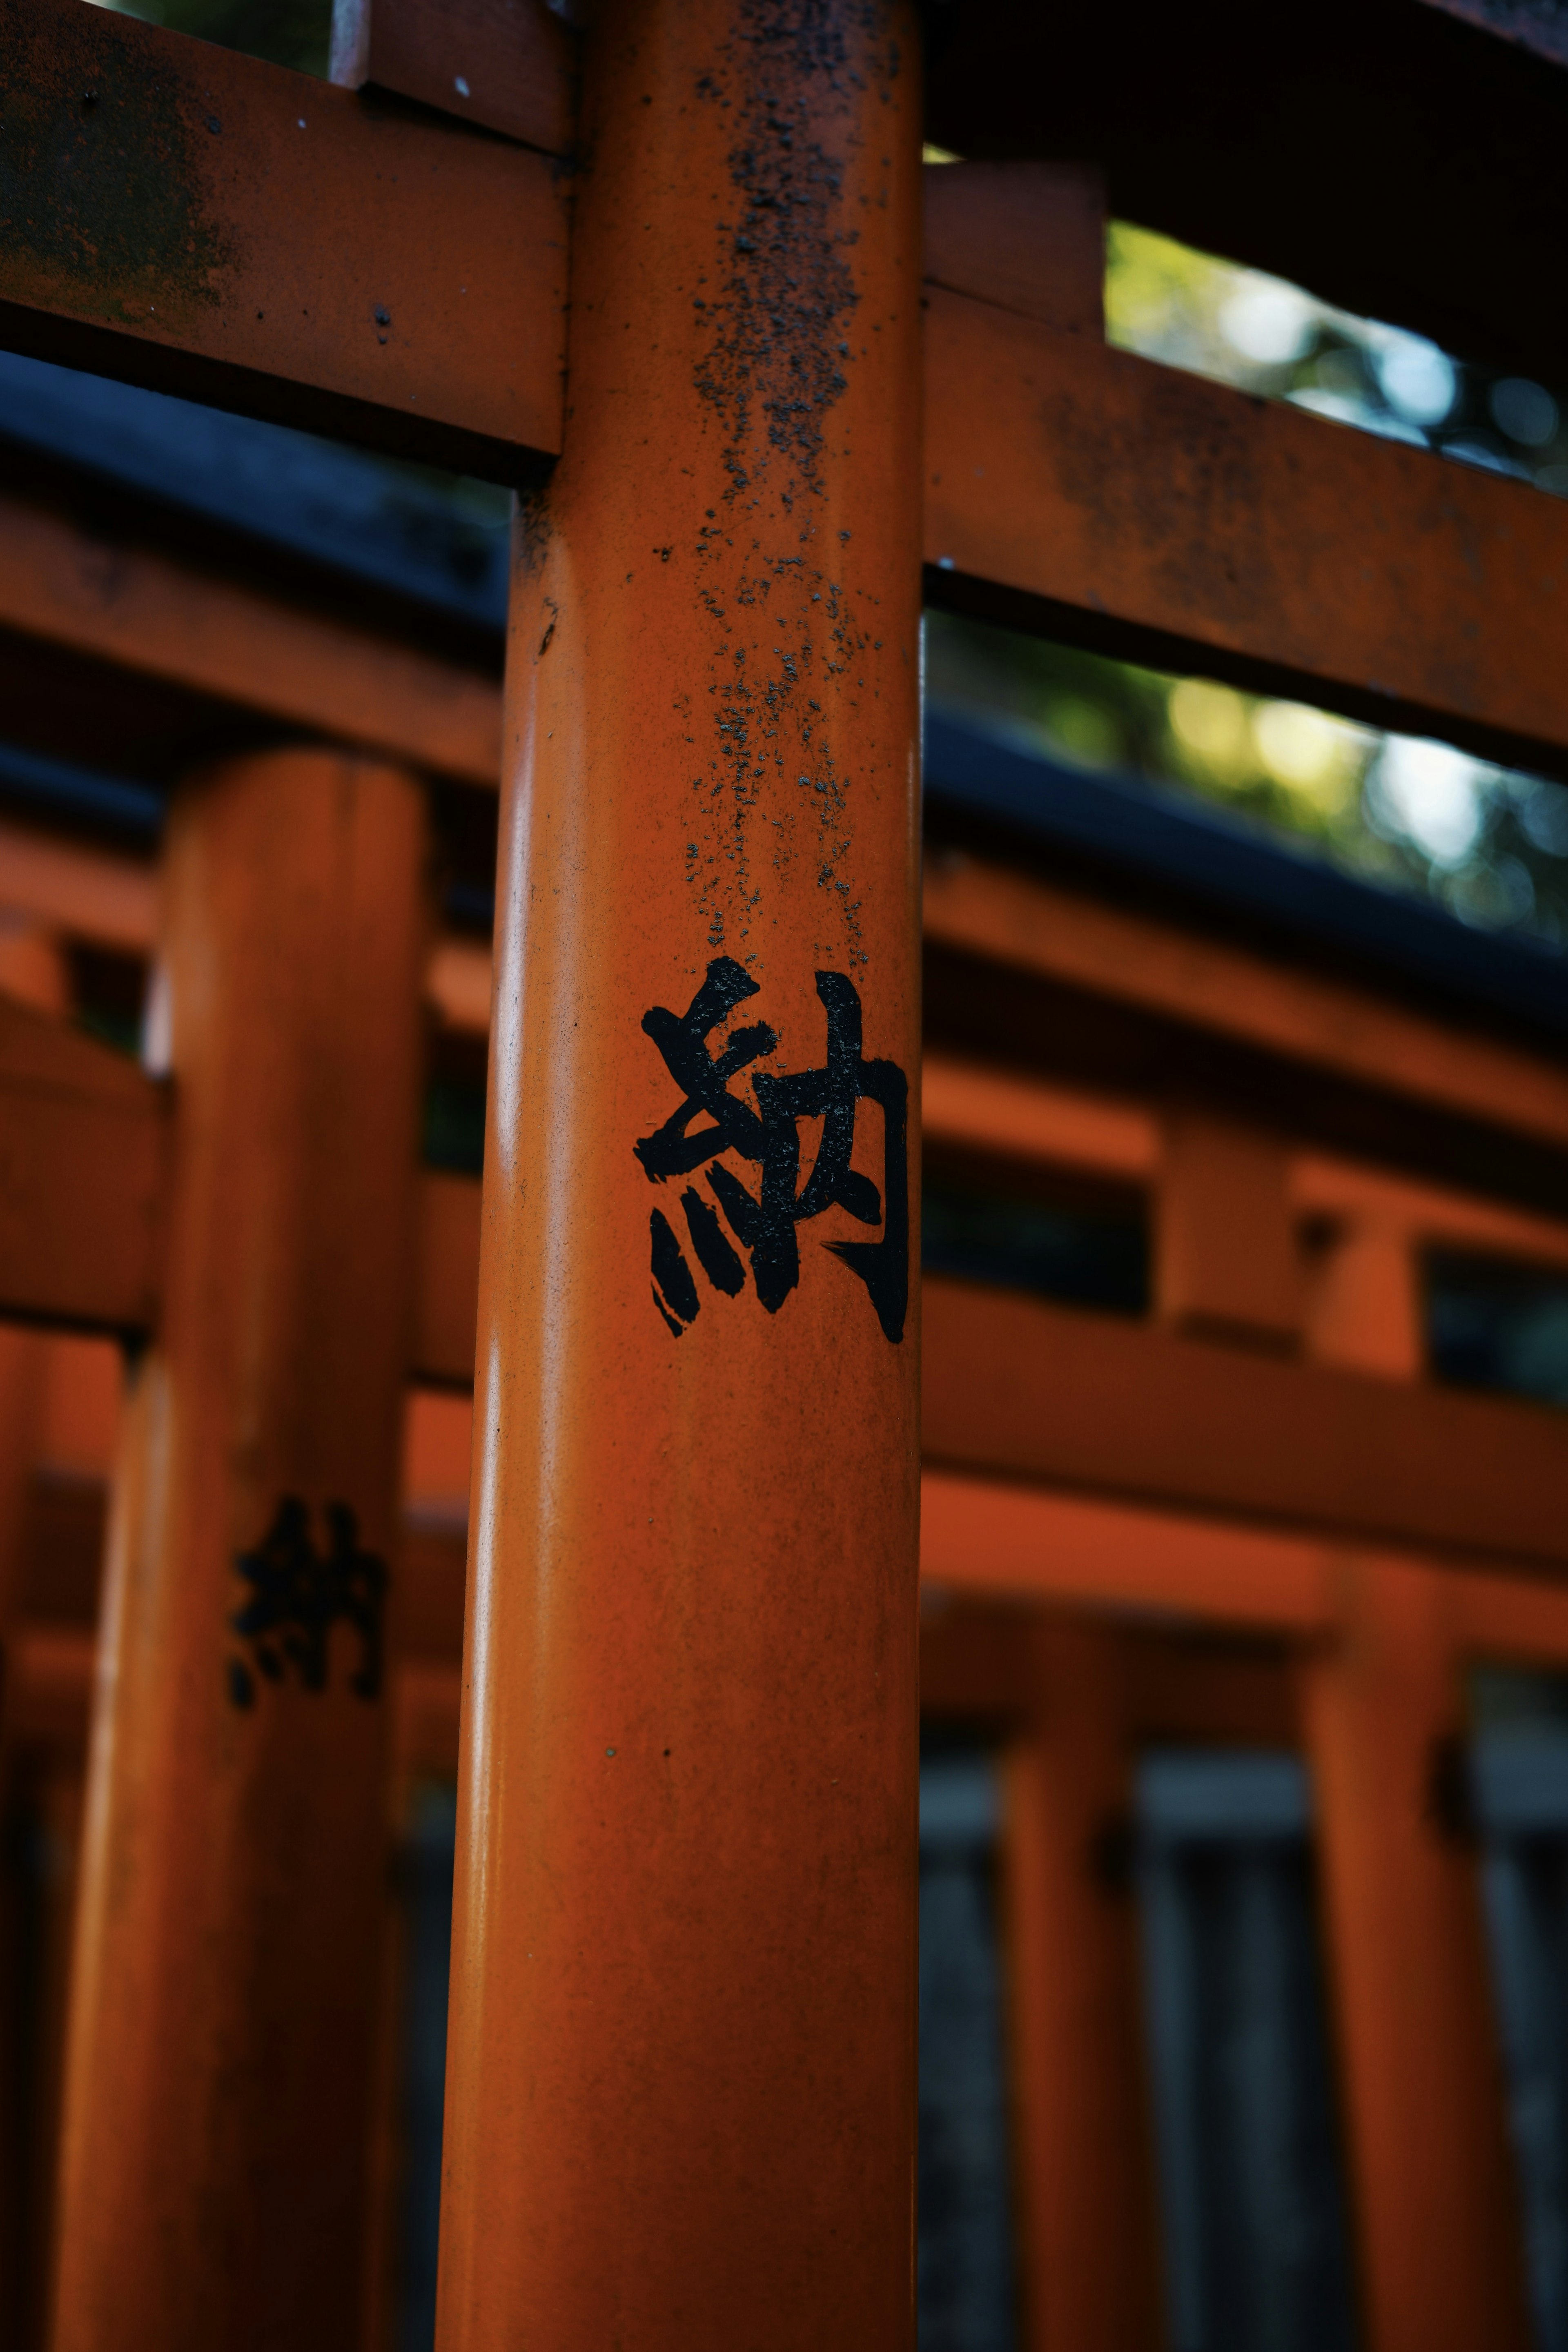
[1299,1225,1529,2352]
[1001,1617,1162,2352]
[436,5,923,2346]
[51,748,427,2351]
[1303,1556,1530,2352]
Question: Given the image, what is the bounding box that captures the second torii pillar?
[437,5,923,2346]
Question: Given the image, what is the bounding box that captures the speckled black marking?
[683,2,899,966]
[0,3,238,330]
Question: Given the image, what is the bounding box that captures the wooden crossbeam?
[0,994,163,1329]
[13,1007,1568,1581]
[924,1276,1568,1573]
[0,29,1564,775]
[0,996,479,1375]
[0,0,566,475]
[925,853,1568,1155]
[329,0,575,156]
[925,284,1568,775]
[0,490,503,785]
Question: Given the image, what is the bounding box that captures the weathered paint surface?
[924,285,1568,773]
[0,0,566,470]
[435,1,924,2345]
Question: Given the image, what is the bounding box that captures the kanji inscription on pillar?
[635,955,909,1341]
[227,1496,388,1708]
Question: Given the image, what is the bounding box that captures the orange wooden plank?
[925,852,1568,1154]
[1001,1620,1163,2352]
[926,284,1568,768]
[330,0,575,157]
[0,0,566,474]
[924,160,1104,335]
[922,1465,1334,1630]
[0,491,503,786]
[1303,1555,1532,2352]
[412,1172,481,1388]
[0,817,156,951]
[922,1051,1156,1180]
[924,1278,1568,1570]
[0,995,165,1331]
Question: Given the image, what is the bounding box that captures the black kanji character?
[228,1495,387,1707]
[634,956,908,1341]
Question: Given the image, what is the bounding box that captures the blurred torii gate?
[2,0,1568,2348]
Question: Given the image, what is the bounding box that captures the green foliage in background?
[922,222,1568,953]
[926,610,1568,950]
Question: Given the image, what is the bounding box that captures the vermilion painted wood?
[924,285,1568,773]
[924,853,1568,1153]
[1156,1107,1304,1350]
[923,160,1105,335]
[412,1171,482,1388]
[51,749,427,2352]
[1302,1556,1532,2352]
[330,0,575,156]
[0,995,165,1332]
[0,0,566,476]
[920,1467,1336,1632]
[434,3,924,2344]
[0,491,504,786]
[923,1278,1568,1570]
[1001,1621,1163,2352]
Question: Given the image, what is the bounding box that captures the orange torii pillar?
[436,5,923,2347]
[1301,1214,1530,2352]
[1002,1617,1163,2352]
[51,749,427,2351]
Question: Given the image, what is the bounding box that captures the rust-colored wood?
[923,160,1104,335]
[924,1278,1568,1571]
[926,853,1568,1154]
[922,1465,1335,1633]
[1119,1629,1299,1748]
[1305,1221,1425,1382]
[0,493,503,787]
[1156,1107,1303,1352]
[0,0,566,476]
[1303,1555,1532,2352]
[925,285,1568,771]
[330,0,575,156]
[0,996,164,1334]
[436,4,924,2343]
[412,1172,481,1388]
[1001,1618,1163,2352]
[51,748,427,2352]
[0,822,155,954]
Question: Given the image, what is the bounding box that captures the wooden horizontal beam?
[0,490,503,786]
[0,996,481,1372]
[330,0,575,158]
[0,994,164,1330]
[924,1275,1568,1573]
[925,851,1568,1156]
[0,0,566,477]
[922,1466,1334,1632]
[925,282,1568,773]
